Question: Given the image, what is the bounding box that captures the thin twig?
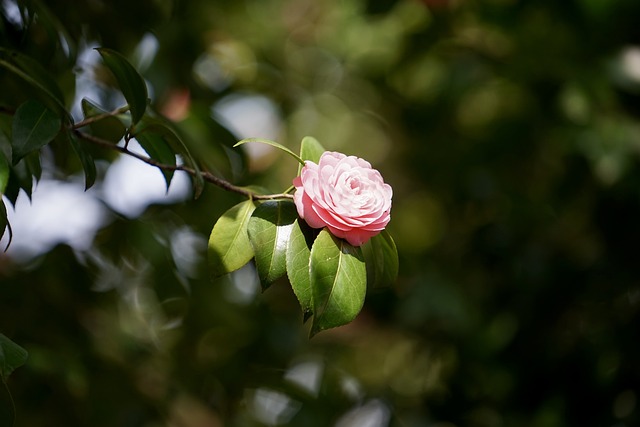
[72,129,294,201]
[72,106,130,129]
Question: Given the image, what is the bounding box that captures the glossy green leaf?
[247,200,298,289]
[361,230,399,289]
[235,138,305,166]
[286,219,319,319]
[11,100,61,164]
[0,334,28,381]
[208,200,256,278]
[81,98,127,143]
[135,130,176,190]
[0,48,68,118]
[68,132,97,190]
[96,48,148,124]
[298,136,325,174]
[309,229,366,336]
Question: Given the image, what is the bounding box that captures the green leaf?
[0,201,11,246]
[309,229,366,336]
[0,48,69,119]
[286,219,319,319]
[208,200,256,278]
[68,132,97,190]
[298,136,325,174]
[235,138,305,166]
[361,230,399,289]
[96,48,148,125]
[136,117,204,198]
[0,149,8,195]
[81,98,127,143]
[0,334,28,381]
[135,130,177,191]
[247,200,298,289]
[11,100,61,164]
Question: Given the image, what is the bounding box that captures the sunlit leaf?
[135,130,176,191]
[309,229,366,336]
[298,136,326,174]
[0,334,28,381]
[96,48,148,124]
[286,219,319,319]
[208,200,256,278]
[67,132,97,190]
[247,200,297,289]
[235,138,305,166]
[11,100,61,164]
[0,48,69,118]
[362,230,399,289]
[81,98,127,143]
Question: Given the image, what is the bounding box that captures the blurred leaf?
[96,48,148,125]
[310,229,366,336]
[0,148,8,195]
[235,138,305,166]
[11,100,60,164]
[0,334,28,381]
[247,200,297,289]
[67,132,97,190]
[298,136,326,174]
[81,98,127,143]
[208,200,256,278]
[135,129,176,191]
[0,48,68,118]
[286,219,319,319]
[361,230,399,289]
[0,201,10,246]
[137,116,204,197]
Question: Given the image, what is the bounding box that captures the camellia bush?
[0,45,398,400]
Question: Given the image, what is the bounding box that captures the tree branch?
[72,129,294,201]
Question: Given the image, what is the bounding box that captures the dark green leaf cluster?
[0,46,206,244]
[208,137,399,336]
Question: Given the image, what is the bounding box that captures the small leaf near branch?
[135,130,176,191]
[81,98,127,143]
[309,229,366,336]
[136,117,204,198]
[96,48,148,125]
[67,132,97,190]
[0,334,28,381]
[11,100,61,164]
[248,200,298,289]
[208,200,256,278]
[235,138,306,166]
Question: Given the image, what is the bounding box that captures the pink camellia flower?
[293,151,392,246]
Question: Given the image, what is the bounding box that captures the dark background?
[1,0,640,425]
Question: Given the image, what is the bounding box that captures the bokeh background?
[2,0,640,426]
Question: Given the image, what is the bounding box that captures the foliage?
[2,0,640,426]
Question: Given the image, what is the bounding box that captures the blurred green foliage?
[2,0,640,426]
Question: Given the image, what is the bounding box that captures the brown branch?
[72,129,294,201]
